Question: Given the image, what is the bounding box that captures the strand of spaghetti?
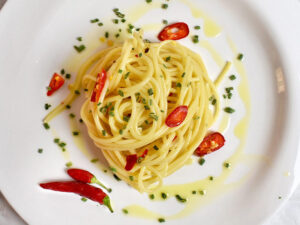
[214,61,232,87]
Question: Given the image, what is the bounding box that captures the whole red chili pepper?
[40,181,113,213]
[67,168,112,193]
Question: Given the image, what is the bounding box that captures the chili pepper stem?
[91,177,112,193]
[103,196,114,213]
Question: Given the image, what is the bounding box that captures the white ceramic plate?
[0,0,299,225]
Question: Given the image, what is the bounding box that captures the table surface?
[0,0,299,224]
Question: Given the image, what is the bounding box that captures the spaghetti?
[45,32,226,193]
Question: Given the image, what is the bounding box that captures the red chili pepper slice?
[67,168,111,192]
[165,105,188,127]
[125,154,138,171]
[194,132,225,157]
[39,181,113,212]
[125,149,149,171]
[158,22,189,41]
[47,73,65,96]
[91,69,107,102]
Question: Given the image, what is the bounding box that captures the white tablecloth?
[0,0,299,224]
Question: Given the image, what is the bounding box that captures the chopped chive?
[153,145,159,150]
[118,69,123,74]
[74,45,86,53]
[44,103,51,110]
[139,52,142,57]
[193,116,200,120]
[113,174,121,181]
[198,158,205,166]
[194,25,201,30]
[90,18,99,23]
[109,167,117,172]
[278,196,282,199]
[158,218,166,223]
[74,90,80,95]
[224,107,235,113]
[149,99,152,106]
[113,8,125,18]
[128,24,134,29]
[65,74,71,79]
[123,116,130,122]
[118,90,124,97]
[146,0,152,3]
[223,94,227,99]
[66,161,73,167]
[115,33,120,38]
[161,192,167,199]
[162,19,168,25]
[60,69,65,75]
[76,37,82,41]
[175,194,187,203]
[209,176,214,181]
[192,35,199,43]
[112,19,119,24]
[145,120,149,125]
[105,32,109,38]
[160,109,165,112]
[121,18,126,23]
[129,176,134,181]
[54,138,60,143]
[163,64,167,68]
[69,113,75,118]
[124,72,130,79]
[224,162,231,168]
[181,72,186,77]
[81,197,87,202]
[161,3,168,9]
[122,209,129,214]
[79,118,83,123]
[66,104,71,109]
[102,130,106,136]
[119,129,123,135]
[237,53,244,61]
[229,74,236,80]
[165,56,171,61]
[148,88,154,96]
[98,22,103,26]
[38,148,43,153]
[192,190,197,194]
[91,158,98,163]
[43,123,50,130]
[149,194,155,199]
[144,105,150,110]
[72,131,79,136]
[109,111,114,116]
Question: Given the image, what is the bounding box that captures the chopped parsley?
[198,158,205,166]
[54,138,60,143]
[66,161,73,167]
[118,69,123,73]
[44,103,51,110]
[90,158,98,163]
[66,104,71,109]
[90,18,99,23]
[113,8,125,18]
[43,123,50,130]
[224,162,231,168]
[112,19,119,24]
[72,131,79,136]
[176,82,182,88]
[148,88,154,96]
[199,190,206,195]
[146,0,152,3]
[237,53,244,61]
[109,167,117,172]
[161,3,168,9]
[124,72,130,79]
[74,45,86,53]
[98,22,103,27]
[229,74,236,80]
[118,90,124,97]
[224,107,235,113]
[149,112,158,121]
[209,176,214,181]
[175,194,187,203]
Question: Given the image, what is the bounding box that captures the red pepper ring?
[47,73,65,96]
[91,69,107,103]
[67,168,112,193]
[194,132,225,157]
[165,105,188,127]
[39,181,113,213]
[158,22,189,41]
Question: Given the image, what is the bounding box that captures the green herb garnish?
[118,90,124,97]
[43,123,50,130]
[237,53,244,61]
[194,25,201,30]
[66,161,73,167]
[44,103,51,110]
[224,107,235,113]
[229,74,236,80]
[198,158,205,166]
[72,131,79,136]
[38,148,43,153]
[148,88,154,96]
[175,194,187,203]
[74,45,85,53]
[161,3,168,9]
[90,18,99,23]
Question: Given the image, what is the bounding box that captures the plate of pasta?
[0,0,299,225]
